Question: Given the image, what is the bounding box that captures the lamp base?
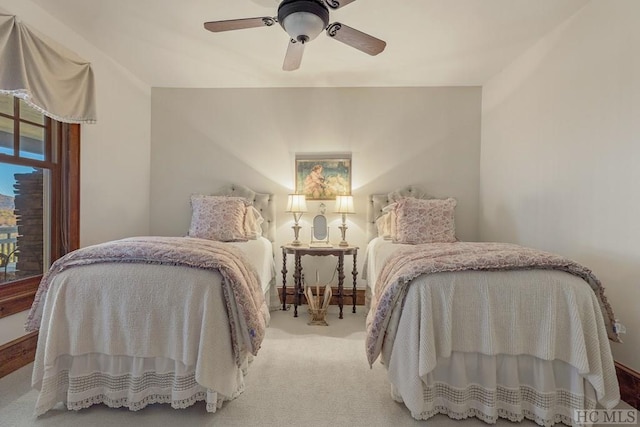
[291,223,302,246]
[338,224,348,247]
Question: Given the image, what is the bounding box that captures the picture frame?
[295,154,352,200]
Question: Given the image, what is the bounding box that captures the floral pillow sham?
[378,197,457,244]
[188,195,263,242]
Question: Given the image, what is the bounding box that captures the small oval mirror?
[313,215,328,240]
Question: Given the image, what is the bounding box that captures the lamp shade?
[334,195,355,214]
[286,194,308,213]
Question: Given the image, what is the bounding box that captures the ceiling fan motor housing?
[278,0,330,43]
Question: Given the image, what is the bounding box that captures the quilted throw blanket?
[26,236,268,365]
[365,242,621,367]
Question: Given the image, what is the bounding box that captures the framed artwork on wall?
[295,154,352,200]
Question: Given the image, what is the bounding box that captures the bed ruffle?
[33,353,251,416]
[389,352,598,427]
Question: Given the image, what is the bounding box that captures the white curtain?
[0,14,96,124]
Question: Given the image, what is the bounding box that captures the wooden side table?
[281,244,358,319]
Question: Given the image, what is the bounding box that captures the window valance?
[0,14,96,124]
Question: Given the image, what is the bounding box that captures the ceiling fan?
[203,0,387,71]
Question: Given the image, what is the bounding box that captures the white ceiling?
[30,0,589,88]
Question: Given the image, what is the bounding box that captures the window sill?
[0,277,40,319]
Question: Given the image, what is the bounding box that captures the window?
[0,93,79,318]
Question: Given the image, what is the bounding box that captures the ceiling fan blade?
[283,39,305,71]
[326,22,386,56]
[204,17,276,33]
[324,0,357,10]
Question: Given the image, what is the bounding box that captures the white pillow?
[375,210,395,240]
[382,203,397,240]
[375,214,389,239]
[244,206,264,240]
[188,195,248,242]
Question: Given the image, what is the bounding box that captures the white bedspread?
[230,237,275,295]
[363,238,620,426]
[30,237,275,416]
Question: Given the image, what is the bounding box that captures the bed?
[24,184,277,416]
[363,186,621,427]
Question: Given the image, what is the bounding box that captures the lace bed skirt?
[389,352,598,427]
[33,353,248,416]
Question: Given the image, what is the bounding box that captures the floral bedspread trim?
[365,242,620,367]
[25,236,267,365]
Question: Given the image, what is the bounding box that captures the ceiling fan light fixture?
[278,0,330,43]
[283,12,325,42]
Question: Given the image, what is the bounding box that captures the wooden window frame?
[0,98,79,319]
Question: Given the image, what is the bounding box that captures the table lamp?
[286,194,308,246]
[334,195,355,247]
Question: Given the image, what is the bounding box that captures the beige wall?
[0,0,152,344]
[150,87,482,285]
[480,0,640,370]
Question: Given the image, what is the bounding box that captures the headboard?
[215,184,276,242]
[367,185,429,241]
